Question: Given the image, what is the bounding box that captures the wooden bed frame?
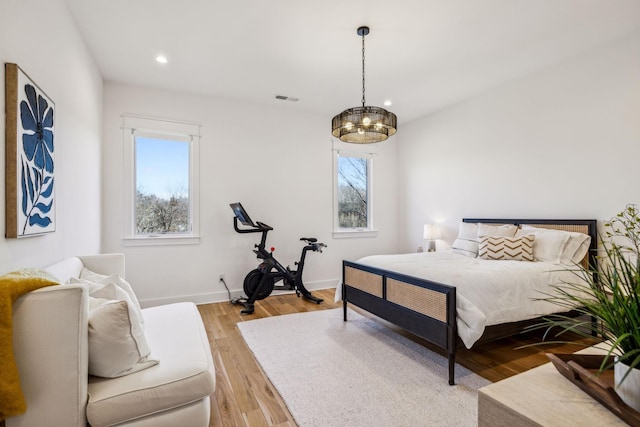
[341,218,598,385]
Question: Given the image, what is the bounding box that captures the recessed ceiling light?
[156,55,168,64]
[384,100,392,107]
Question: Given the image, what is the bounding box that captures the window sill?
[332,230,378,239]
[122,235,200,247]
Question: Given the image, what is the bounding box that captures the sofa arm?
[6,284,89,427]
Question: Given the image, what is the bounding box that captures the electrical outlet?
[219,273,225,281]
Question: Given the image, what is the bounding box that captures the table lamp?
[423,224,441,252]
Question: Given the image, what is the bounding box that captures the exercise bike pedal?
[230,297,247,305]
[302,293,324,304]
[240,305,255,315]
[231,297,256,315]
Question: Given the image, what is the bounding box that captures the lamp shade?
[331,106,397,144]
[423,224,441,240]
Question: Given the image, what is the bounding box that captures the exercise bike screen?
[230,202,256,227]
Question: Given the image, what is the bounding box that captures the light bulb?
[362,117,371,126]
[375,122,382,130]
[156,55,168,64]
[345,122,353,130]
[357,128,364,135]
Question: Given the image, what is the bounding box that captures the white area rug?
[238,308,490,427]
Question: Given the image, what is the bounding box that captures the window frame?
[122,115,200,246]
[332,148,377,238]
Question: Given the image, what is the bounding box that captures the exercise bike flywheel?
[243,269,275,301]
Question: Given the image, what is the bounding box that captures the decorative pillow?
[78,268,141,311]
[451,222,479,258]
[561,232,592,265]
[87,283,158,378]
[71,275,144,326]
[478,235,535,261]
[515,226,572,263]
[477,223,518,237]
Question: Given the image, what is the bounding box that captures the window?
[135,135,190,234]
[122,115,200,245]
[333,150,376,237]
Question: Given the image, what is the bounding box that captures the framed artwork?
[5,63,55,238]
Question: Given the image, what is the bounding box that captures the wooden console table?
[478,346,627,426]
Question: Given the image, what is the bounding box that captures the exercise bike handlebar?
[312,242,327,253]
[233,215,326,254]
[233,216,273,234]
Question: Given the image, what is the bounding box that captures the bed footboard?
[342,260,458,385]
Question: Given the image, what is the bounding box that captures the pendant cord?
[361,32,366,107]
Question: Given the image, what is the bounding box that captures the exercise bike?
[230,202,325,314]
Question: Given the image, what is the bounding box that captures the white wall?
[3,3,635,311]
[0,0,103,272]
[397,32,640,253]
[102,83,398,305]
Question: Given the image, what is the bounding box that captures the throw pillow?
[477,223,518,237]
[478,235,535,261]
[87,283,158,377]
[451,222,479,258]
[78,268,141,311]
[560,232,592,265]
[71,275,144,326]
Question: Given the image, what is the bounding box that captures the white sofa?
[6,253,215,427]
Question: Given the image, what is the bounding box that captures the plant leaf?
[28,214,51,227]
[26,164,35,203]
[41,178,54,198]
[33,167,40,193]
[35,200,53,214]
[20,162,28,215]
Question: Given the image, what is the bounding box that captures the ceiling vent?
[275,95,299,102]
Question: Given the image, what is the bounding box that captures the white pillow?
[71,275,144,327]
[515,226,572,263]
[561,232,592,265]
[451,222,479,258]
[477,223,518,237]
[87,283,158,378]
[78,268,141,311]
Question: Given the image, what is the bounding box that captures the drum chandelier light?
[331,26,397,144]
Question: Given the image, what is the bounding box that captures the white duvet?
[339,251,584,349]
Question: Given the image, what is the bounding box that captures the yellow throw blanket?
[0,268,59,421]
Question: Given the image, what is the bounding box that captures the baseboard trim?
[139,279,338,308]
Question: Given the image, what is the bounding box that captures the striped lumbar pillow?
[478,235,535,261]
[451,222,479,257]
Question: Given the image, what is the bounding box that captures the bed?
[341,218,598,385]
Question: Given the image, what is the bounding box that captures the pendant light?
[331,26,397,144]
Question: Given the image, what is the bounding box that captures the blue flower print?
[18,80,55,234]
[21,83,54,173]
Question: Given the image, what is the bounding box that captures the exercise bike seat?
[300,237,317,243]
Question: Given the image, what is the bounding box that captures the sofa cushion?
[86,302,215,427]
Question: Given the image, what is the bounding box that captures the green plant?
[536,204,640,380]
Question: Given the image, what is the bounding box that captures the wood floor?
[199,288,599,427]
